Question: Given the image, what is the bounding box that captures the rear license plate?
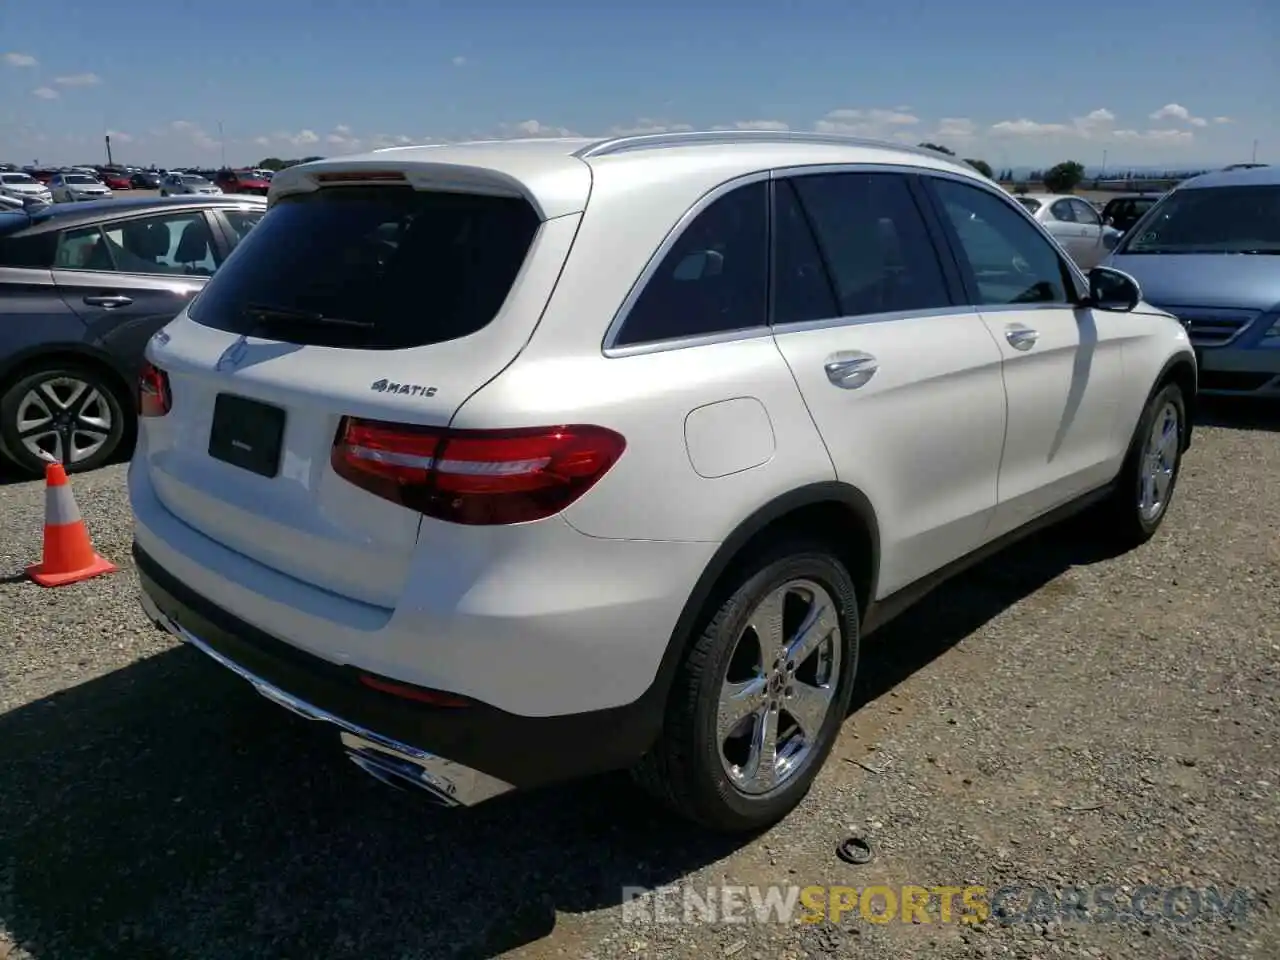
[208,393,285,478]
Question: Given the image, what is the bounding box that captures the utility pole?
[1252,139,1259,163]
[219,121,226,168]
[105,133,113,167]
[1101,149,1107,177]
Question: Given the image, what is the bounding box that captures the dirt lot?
[0,400,1277,960]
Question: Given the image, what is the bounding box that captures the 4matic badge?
[370,379,438,398]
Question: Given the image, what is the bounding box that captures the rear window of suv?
[188,185,541,349]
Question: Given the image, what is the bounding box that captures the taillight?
[331,418,626,525]
[139,361,171,417]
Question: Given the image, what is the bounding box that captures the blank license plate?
[208,393,286,478]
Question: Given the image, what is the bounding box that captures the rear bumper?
[134,541,670,798]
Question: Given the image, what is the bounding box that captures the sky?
[1,0,1276,170]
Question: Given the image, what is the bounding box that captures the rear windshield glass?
[1015,198,1042,213]
[188,185,541,349]
[1119,185,1280,255]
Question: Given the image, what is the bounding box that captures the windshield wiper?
[242,303,375,329]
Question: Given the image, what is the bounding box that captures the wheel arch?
[1154,349,1197,450]
[0,342,136,413]
[637,482,881,732]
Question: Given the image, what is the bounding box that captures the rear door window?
[787,172,953,318]
[613,180,768,347]
[189,186,541,349]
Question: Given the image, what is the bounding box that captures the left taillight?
[139,361,171,417]
[330,418,627,525]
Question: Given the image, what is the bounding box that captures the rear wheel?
[0,362,129,476]
[1097,382,1186,547]
[633,540,859,832]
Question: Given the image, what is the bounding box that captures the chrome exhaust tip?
[344,744,462,807]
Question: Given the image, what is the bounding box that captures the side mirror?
[1085,266,1141,312]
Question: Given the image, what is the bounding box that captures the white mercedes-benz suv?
[130,131,1196,832]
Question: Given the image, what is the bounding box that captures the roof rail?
[575,129,957,162]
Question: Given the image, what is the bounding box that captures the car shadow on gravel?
[0,523,1133,960]
[1195,395,1280,434]
[0,647,742,960]
[850,522,1127,711]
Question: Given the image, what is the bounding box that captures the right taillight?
[139,361,171,417]
[331,418,626,525]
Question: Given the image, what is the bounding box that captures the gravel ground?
[0,399,1277,960]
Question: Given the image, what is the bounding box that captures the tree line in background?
[916,142,1212,193]
[254,145,1213,196]
[255,156,324,171]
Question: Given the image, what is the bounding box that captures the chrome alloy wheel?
[1138,401,1180,522]
[717,579,842,795]
[15,376,115,465]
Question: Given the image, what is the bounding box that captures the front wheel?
[1097,382,1186,547]
[632,540,860,832]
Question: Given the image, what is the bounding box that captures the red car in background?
[98,170,133,190]
[213,169,271,195]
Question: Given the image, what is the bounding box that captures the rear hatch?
[141,161,587,608]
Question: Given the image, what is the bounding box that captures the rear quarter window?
[189,186,541,349]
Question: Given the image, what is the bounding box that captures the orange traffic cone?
[25,460,118,587]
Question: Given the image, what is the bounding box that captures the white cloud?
[4,52,38,67]
[292,129,320,146]
[334,124,352,135]
[1213,116,1233,124]
[1149,103,1206,126]
[32,86,59,100]
[367,133,416,149]
[452,55,467,66]
[54,72,102,87]
[990,118,1071,137]
[497,119,579,138]
[1149,103,1189,121]
[253,136,271,147]
[1113,128,1194,143]
[710,119,790,132]
[608,119,692,135]
[169,120,218,150]
[1071,107,1116,137]
[933,117,977,140]
[815,107,920,136]
[106,130,133,143]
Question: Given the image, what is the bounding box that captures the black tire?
[632,539,860,833]
[0,361,129,477]
[1096,381,1187,548]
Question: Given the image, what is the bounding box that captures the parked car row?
[0,195,267,473]
[0,164,274,207]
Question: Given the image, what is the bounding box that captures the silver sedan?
[1014,193,1121,269]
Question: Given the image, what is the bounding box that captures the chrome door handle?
[824,351,878,389]
[83,295,133,308]
[1005,325,1039,351]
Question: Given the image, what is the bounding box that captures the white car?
[0,172,54,206]
[49,172,113,202]
[160,173,222,196]
[1013,192,1122,269]
[132,131,1197,832]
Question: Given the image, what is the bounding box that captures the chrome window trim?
[600,161,1093,360]
[601,170,772,357]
